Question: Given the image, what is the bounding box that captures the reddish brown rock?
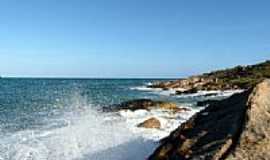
[137,117,161,129]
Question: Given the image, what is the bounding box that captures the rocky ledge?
[103,99,190,113]
[148,79,270,160]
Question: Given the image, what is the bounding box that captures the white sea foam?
[0,105,159,160]
[0,92,204,160]
[130,86,163,92]
[119,107,202,141]
[174,89,244,98]
[0,104,201,160]
[130,86,177,96]
[131,85,244,98]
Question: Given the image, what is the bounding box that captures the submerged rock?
[148,79,270,160]
[137,117,161,129]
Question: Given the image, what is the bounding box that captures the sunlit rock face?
[227,79,270,160]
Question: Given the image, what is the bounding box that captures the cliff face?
[148,79,270,160]
[149,60,270,91]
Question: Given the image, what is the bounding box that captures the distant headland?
[148,60,270,93]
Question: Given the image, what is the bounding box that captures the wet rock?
[158,102,178,110]
[137,117,161,129]
[197,99,219,106]
[202,93,219,97]
[171,107,191,113]
[104,99,189,113]
[148,79,270,160]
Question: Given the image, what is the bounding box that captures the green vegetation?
[203,60,270,88]
[149,60,270,90]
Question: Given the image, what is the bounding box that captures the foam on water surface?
[131,85,244,98]
[0,106,158,160]
[0,100,202,160]
[175,89,244,98]
[119,107,202,141]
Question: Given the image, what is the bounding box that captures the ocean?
[0,78,240,160]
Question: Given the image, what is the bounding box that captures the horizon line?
[1,76,179,80]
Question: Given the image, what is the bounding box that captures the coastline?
[0,60,269,159]
[115,60,270,159]
[105,85,245,158]
[148,79,270,160]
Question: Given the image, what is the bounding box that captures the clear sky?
[0,0,269,78]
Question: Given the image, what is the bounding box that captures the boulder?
[137,117,161,129]
[148,79,270,160]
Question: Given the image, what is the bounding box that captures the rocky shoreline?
[148,79,270,160]
[102,60,270,159]
[104,79,270,159]
[148,60,270,94]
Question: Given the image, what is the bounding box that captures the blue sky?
[0,0,269,78]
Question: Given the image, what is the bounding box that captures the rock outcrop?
[148,79,270,160]
[104,99,189,112]
[226,79,270,159]
[137,117,161,129]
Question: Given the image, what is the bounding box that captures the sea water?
[0,78,240,160]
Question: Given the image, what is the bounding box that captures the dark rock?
[202,93,218,97]
[103,99,154,112]
[148,79,270,160]
[137,117,161,129]
[103,99,188,112]
[197,99,219,106]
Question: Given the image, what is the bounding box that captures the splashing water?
[0,79,218,160]
[0,103,158,160]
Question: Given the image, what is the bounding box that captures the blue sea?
[0,78,239,160]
